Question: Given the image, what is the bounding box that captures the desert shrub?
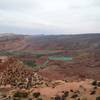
[62,91,69,97]
[33,92,40,98]
[90,90,96,95]
[71,94,78,98]
[54,95,61,100]
[70,89,73,92]
[1,94,7,98]
[36,98,43,100]
[96,96,100,100]
[64,80,68,83]
[93,86,97,90]
[45,83,49,87]
[92,80,97,86]
[51,95,61,100]
[13,91,28,98]
[77,98,80,100]
[97,82,100,87]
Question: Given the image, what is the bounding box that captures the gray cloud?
[0,0,100,34]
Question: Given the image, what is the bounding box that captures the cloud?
[0,0,100,34]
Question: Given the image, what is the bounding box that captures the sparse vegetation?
[0,34,100,100]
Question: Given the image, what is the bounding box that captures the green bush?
[63,91,69,97]
[54,95,61,100]
[13,91,28,98]
[97,82,100,87]
[90,90,96,95]
[71,94,78,98]
[92,80,97,86]
[33,92,40,98]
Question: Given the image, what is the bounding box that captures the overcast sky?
[0,0,100,34]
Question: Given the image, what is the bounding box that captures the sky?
[0,0,100,35]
